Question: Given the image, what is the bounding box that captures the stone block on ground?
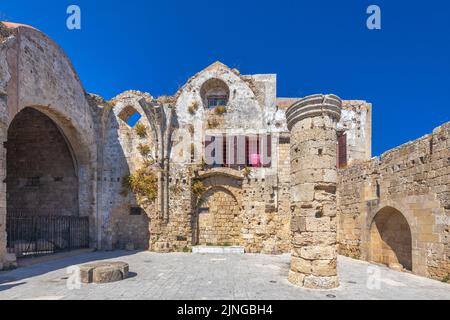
[79,261,129,284]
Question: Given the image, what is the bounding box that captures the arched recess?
[6,108,78,215]
[4,106,96,256]
[200,78,230,109]
[369,206,413,271]
[0,23,98,259]
[194,186,242,246]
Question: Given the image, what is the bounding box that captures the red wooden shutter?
[337,132,347,168]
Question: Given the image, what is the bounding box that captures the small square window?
[119,106,142,127]
[130,207,143,216]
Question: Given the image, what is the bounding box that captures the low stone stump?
[79,262,129,284]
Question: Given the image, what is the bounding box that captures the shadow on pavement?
[0,250,142,289]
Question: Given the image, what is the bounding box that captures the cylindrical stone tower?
[285,94,342,289]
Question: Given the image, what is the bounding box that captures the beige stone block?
[311,259,337,277]
[290,216,306,233]
[304,217,331,232]
[291,184,315,202]
[300,245,337,260]
[288,270,305,286]
[291,256,312,274]
[303,275,339,289]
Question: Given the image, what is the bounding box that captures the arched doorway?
[195,187,242,246]
[369,206,412,271]
[5,108,89,257]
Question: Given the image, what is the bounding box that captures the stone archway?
[5,107,91,257]
[195,187,242,246]
[6,108,79,216]
[369,206,413,271]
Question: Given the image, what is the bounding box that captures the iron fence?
[6,212,89,257]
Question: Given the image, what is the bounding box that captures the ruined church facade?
[0,22,449,286]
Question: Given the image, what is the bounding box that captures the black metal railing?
[6,212,89,258]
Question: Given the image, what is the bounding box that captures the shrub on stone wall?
[188,101,199,115]
[207,118,220,129]
[192,179,206,199]
[242,167,252,178]
[214,105,227,115]
[135,123,147,138]
[121,163,158,206]
[138,143,151,157]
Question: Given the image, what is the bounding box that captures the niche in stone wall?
[200,78,230,110]
[369,207,412,271]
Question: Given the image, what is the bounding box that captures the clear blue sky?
[1,0,449,156]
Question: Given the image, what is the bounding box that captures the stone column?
[286,94,342,289]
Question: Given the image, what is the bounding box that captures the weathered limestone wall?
[338,101,372,164]
[97,91,155,250]
[241,172,291,254]
[338,122,450,281]
[161,62,292,254]
[0,23,13,268]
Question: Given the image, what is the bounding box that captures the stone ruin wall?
[98,80,372,256]
[338,100,372,164]
[337,121,450,281]
[2,23,448,287]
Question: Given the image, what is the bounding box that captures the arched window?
[200,78,230,109]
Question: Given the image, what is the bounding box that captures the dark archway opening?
[370,207,413,271]
[6,108,89,257]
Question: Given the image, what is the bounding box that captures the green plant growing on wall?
[192,179,206,199]
[214,105,227,115]
[242,166,252,178]
[207,118,220,129]
[138,143,151,157]
[135,123,148,138]
[121,163,158,206]
[182,246,192,253]
[188,101,199,115]
[200,157,207,171]
[187,124,195,136]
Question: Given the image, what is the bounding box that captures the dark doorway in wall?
[5,108,88,257]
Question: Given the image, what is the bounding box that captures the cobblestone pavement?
[0,251,449,300]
